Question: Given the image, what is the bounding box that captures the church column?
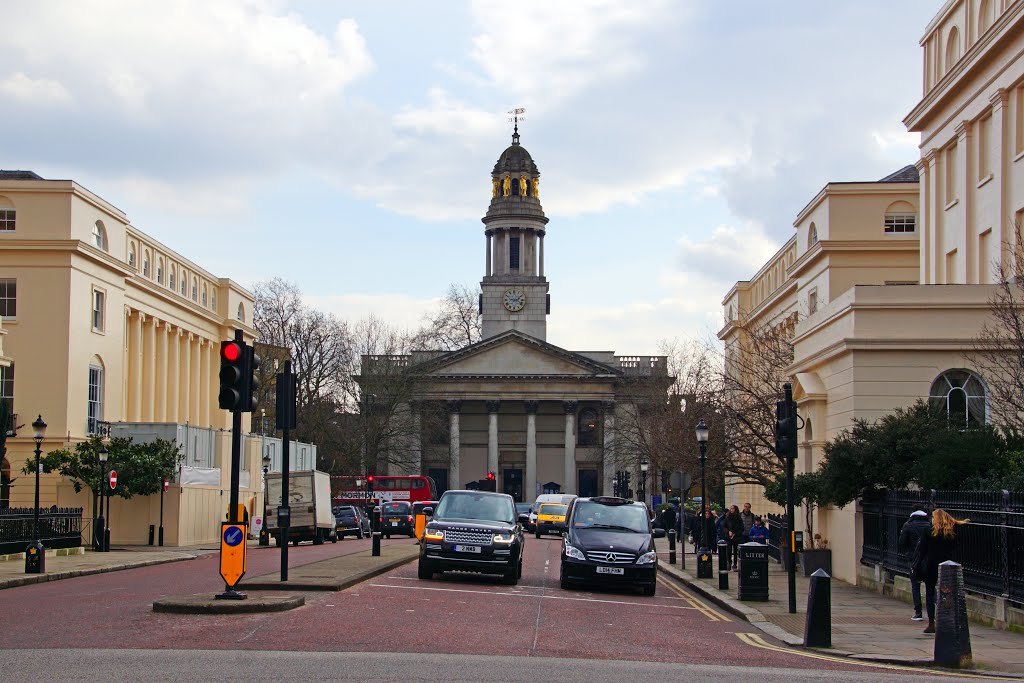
[447,400,462,490]
[129,311,143,421]
[991,89,1010,282]
[954,120,970,284]
[199,338,210,427]
[539,232,545,277]
[486,400,500,477]
[525,401,538,502]
[180,333,192,424]
[142,315,156,422]
[486,231,492,277]
[168,327,180,423]
[602,401,616,496]
[155,320,168,421]
[563,401,577,495]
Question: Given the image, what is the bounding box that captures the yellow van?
[535,503,569,538]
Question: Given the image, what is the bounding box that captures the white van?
[528,493,577,531]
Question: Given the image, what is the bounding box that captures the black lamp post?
[639,457,649,506]
[260,452,271,546]
[98,446,109,552]
[25,415,47,574]
[695,419,711,573]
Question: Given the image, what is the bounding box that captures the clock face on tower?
[502,289,526,312]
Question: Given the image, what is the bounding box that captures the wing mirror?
[517,513,529,524]
[653,527,667,539]
[423,507,434,517]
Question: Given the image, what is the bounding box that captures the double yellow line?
[736,631,1005,680]
[657,575,731,622]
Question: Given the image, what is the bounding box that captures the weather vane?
[508,107,525,144]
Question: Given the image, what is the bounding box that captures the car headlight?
[636,551,657,565]
[424,528,444,541]
[564,543,586,561]
[493,533,514,544]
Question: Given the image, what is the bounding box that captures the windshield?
[515,503,532,514]
[539,504,567,516]
[572,501,649,533]
[434,492,515,524]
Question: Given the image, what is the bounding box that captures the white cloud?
[303,292,436,333]
[0,72,73,106]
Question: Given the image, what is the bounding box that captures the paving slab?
[239,542,419,592]
[152,593,304,614]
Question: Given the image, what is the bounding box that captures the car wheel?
[516,559,523,580]
[385,533,391,539]
[313,530,324,546]
[643,582,657,597]
[357,528,365,540]
[417,560,434,580]
[503,568,518,585]
[535,531,541,539]
[560,569,571,590]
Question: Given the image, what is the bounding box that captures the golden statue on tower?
[531,177,539,199]
[502,174,511,197]
[519,175,528,196]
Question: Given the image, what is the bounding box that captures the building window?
[87,364,104,435]
[509,236,520,270]
[128,244,136,268]
[143,251,150,278]
[0,363,13,418]
[191,277,198,302]
[945,143,958,204]
[578,408,599,446]
[180,271,187,296]
[92,221,108,251]
[169,267,176,291]
[978,0,994,35]
[0,279,15,319]
[91,288,105,333]
[156,258,164,285]
[1016,86,1024,156]
[0,207,14,232]
[807,222,818,248]
[211,291,217,310]
[944,26,960,75]
[884,213,917,233]
[808,288,818,315]
[201,284,207,307]
[237,303,245,323]
[929,369,986,427]
[978,114,992,180]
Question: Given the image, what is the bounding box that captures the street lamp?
[98,446,109,552]
[639,457,649,506]
[260,452,272,546]
[25,415,47,574]
[695,419,711,574]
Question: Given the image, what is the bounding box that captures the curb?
[240,549,418,593]
[0,554,201,591]
[153,593,305,615]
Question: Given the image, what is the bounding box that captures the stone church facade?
[366,131,670,502]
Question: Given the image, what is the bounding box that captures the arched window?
[169,267,176,291]
[128,243,136,268]
[191,277,198,301]
[211,291,217,310]
[93,221,108,251]
[87,358,105,435]
[142,250,150,278]
[578,408,599,446]
[929,369,987,427]
[884,201,917,233]
[804,419,813,443]
[237,302,246,323]
[808,222,818,248]
[978,0,994,35]
[201,284,207,307]
[156,257,164,285]
[180,270,188,296]
[945,27,960,74]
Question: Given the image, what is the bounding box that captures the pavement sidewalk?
[660,540,1024,674]
[240,542,420,591]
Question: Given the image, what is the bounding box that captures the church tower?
[480,124,550,340]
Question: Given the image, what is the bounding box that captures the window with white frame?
[169,267,176,291]
[237,303,245,322]
[884,213,917,233]
[807,222,818,248]
[191,277,197,301]
[0,279,15,318]
[211,291,217,310]
[87,364,104,435]
[808,288,818,315]
[91,288,105,333]
[0,363,13,426]
[201,284,207,307]
[143,251,150,277]
[929,369,986,427]
[180,272,187,296]
[92,221,108,251]
[128,244,136,268]
[156,258,164,285]
[1,207,16,231]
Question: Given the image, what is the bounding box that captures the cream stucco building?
[721,0,1024,585]
[0,171,308,546]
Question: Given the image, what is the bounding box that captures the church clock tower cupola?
[481,116,550,341]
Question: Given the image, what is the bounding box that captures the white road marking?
[367,582,699,610]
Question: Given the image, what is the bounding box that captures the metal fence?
[861,490,1024,604]
[0,507,83,555]
[766,513,787,563]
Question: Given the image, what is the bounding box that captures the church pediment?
[421,331,618,378]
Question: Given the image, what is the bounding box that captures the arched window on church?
[929,369,987,427]
[808,222,818,249]
[578,408,599,446]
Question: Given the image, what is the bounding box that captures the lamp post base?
[25,540,45,574]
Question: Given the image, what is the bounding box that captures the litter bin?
[413,500,436,541]
[738,541,769,601]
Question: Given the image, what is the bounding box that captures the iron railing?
[0,506,83,555]
[766,513,787,563]
[861,490,1024,604]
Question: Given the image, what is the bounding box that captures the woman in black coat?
[919,508,969,634]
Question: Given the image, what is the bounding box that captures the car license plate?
[596,566,624,575]
[391,521,399,526]
[454,545,481,553]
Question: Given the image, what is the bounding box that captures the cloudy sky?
[1,1,938,354]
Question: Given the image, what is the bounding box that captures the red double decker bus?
[330,475,437,507]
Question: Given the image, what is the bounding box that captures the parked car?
[419,490,526,585]
[381,501,415,538]
[560,496,664,596]
[333,505,370,539]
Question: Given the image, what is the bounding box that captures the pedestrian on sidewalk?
[740,502,755,542]
[715,509,727,553]
[661,505,677,537]
[748,516,770,543]
[920,508,970,634]
[897,504,931,622]
[693,509,714,551]
[725,505,744,569]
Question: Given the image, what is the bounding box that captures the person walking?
[724,505,744,570]
[661,505,677,538]
[897,504,931,622]
[740,502,755,542]
[919,508,970,634]
[748,516,770,543]
[714,509,727,554]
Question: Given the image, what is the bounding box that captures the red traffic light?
[486,472,495,481]
[222,342,242,362]
[367,475,375,483]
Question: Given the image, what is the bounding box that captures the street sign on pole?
[163,479,169,492]
[669,471,691,492]
[219,522,247,589]
[109,470,117,490]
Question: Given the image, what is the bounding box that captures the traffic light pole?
[784,382,797,615]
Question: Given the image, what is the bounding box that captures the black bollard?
[148,524,155,546]
[718,540,730,590]
[934,560,972,669]
[371,507,382,557]
[697,548,714,579]
[803,568,831,647]
[668,529,677,565]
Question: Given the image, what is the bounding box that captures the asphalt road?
[0,534,1002,681]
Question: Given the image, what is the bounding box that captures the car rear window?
[383,502,410,513]
[539,504,567,515]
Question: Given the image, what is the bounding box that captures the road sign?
[163,479,169,492]
[669,471,692,491]
[219,522,247,588]
[109,470,117,490]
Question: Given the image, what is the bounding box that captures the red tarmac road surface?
[0,535,966,677]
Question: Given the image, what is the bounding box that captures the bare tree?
[412,283,482,351]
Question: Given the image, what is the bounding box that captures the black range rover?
[560,496,664,596]
[418,490,525,585]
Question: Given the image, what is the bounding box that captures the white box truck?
[265,470,337,546]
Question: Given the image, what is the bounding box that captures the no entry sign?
[109,470,117,490]
[163,478,169,492]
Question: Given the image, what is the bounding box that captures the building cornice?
[787,239,920,279]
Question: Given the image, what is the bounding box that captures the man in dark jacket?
[898,504,931,622]
[740,503,755,542]
[661,505,677,538]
